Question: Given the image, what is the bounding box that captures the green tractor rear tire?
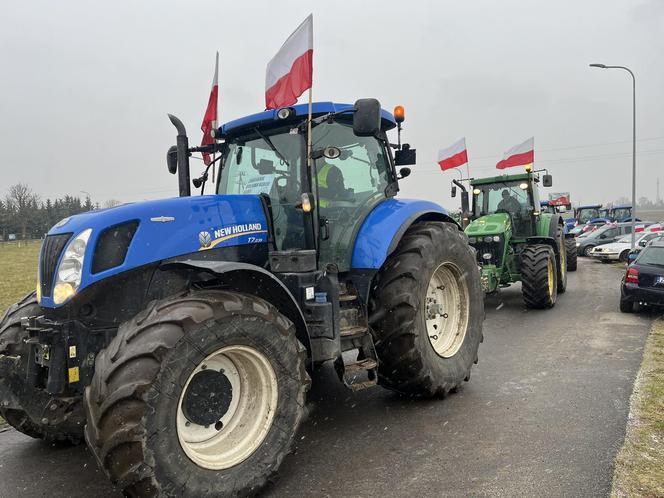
[565,238,578,271]
[0,293,84,444]
[556,227,568,294]
[84,291,310,497]
[369,222,484,397]
[521,245,558,309]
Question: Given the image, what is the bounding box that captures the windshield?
[217,127,305,250]
[578,208,600,223]
[613,207,631,220]
[473,180,532,218]
[637,246,664,266]
[617,235,632,244]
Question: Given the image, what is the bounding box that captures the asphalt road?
[0,259,655,497]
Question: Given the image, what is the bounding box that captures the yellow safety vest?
[317,163,334,208]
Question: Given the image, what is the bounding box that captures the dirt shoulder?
[612,318,664,497]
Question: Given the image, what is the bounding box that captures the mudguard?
[161,259,310,354]
[351,198,456,269]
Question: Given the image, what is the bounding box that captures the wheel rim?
[560,240,566,279]
[547,258,554,296]
[177,345,278,470]
[424,262,470,358]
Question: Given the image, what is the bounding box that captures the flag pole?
[307,87,313,168]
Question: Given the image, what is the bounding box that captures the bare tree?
[6,183,39,239]
[102,199,121,209]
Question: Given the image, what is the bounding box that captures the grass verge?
[0,241,41,429]
[611,318,664,497]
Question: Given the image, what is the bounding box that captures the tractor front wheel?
[369,222,484,397]
[521,245,558,309]
[0,292,84,444]
[84,291,310,497]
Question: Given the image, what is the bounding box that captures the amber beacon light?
[393,105,405,123]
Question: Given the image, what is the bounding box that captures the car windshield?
[473,180,532,218]
[637,246,664,266]
[617,235,632,244]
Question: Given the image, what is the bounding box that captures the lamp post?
[589,63,636,250]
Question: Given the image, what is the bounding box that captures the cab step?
[340,325,367,338]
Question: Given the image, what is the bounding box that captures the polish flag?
[265,14,313,110]
[200,52,219,166]
[496,137,534,170]
[437,138,468,171]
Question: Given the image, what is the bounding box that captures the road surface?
[0,259,655,497]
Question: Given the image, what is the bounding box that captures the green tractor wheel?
[556,227,568,294]
[520,245,558,309]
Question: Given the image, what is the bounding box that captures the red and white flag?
[200,52,219,166]
[437,138,468,171]
[265,14,313,110]
[496,137,534,170]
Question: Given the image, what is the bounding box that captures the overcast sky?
[1,0,663,209]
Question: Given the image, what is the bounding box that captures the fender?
[526,236,559,255]
[351,198,458,270]
[161,259,311,356]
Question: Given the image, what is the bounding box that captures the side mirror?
[461,191,469,214]
[639,240,647,247]
[394,144,416,165]
[353,98,381,137]
[451,186,457,198]
[167,145,178,174]
[398,167,411,179]
[542,174,552,187]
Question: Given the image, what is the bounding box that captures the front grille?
[471,240,504,267]
[40,233,72,297]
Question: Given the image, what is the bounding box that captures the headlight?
[493,235,500,242]
[53,229,91,304]
[576,242,581,247]
[468,237,476,243]
[484,236,493,243]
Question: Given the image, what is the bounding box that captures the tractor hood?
[40,195,269,308]
[465,213,511,237]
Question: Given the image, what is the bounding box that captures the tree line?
[1,183,120,241]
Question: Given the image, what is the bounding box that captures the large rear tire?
[84,291,310,497]
[556,226,568,293]
[368,222,484,397]
[521,245,558,309]
[0,292,84,443]
[565,238,578,271]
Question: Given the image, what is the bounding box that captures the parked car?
[577,222,637,257]
[628,227,664,263]
[590,230,664,263]
[620,239,664,312]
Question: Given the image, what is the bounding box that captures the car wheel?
[583,245,595,257]
[619,250,630,263]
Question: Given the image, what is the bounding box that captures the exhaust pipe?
[168,114,191,197]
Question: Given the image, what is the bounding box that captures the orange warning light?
[393,105,405,123]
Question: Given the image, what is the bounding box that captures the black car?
[620,239,664,312]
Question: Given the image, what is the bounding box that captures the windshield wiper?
[253,127,289,167]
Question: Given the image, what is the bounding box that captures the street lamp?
[589,63,637,250]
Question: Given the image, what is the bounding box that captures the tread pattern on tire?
[369,222,483,397]
[565,238,578,271]
[84,290,309,497]
[0,292,83,444]
[521,245,557,309]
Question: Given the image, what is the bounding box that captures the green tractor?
[452,169,577,308]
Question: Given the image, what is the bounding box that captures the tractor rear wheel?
[521,245,558,309]
[565,238,578,271]
[369,222,484,397]
[556,227,568,294]
[0,292,84,444]
[84,291,309,497]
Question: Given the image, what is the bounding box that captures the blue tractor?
[0,99,483,496]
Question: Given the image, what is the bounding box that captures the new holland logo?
[198,231,212,248]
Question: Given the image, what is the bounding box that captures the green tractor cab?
[462,169,577,308]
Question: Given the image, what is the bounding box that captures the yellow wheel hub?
[547,258,554,297]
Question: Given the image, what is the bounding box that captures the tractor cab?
[469,171,548,239]
[215,102,402,271]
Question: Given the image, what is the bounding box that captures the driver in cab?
[496,189,522,216]
[317,163,352,207]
